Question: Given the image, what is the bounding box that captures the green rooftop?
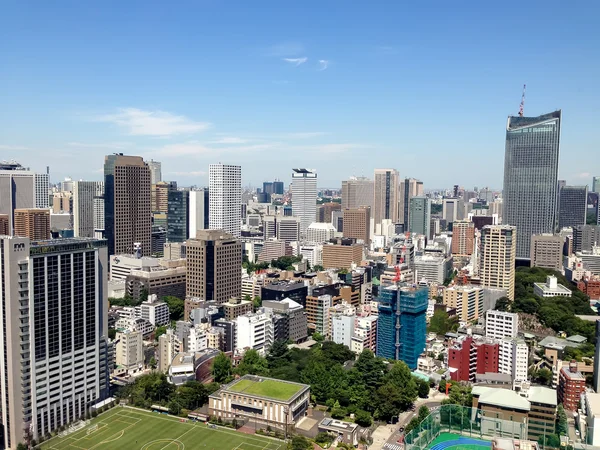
[227,376,304,401]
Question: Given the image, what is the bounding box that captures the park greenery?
[242,254,304,274]
[428,309,459,335]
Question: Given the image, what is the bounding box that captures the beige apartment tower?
[443,285,484,321]
[452,220,475,257]
[480,225,517,300]
[186,229,241,304]
[343,207,371,244]
[13,208,50,240]
[373,169,399,227]
[322,242,364,269]
[104,154,152,256]
[341,177,374,210]
[530,234,563,271]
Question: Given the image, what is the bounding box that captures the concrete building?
[443,285,484,322]
[594,320,600,393]
[72,181,102,238]
[13,208,50,240]
[223,297,253,320]
[322,241,363,269]
[158,329,181,373]
[151,181,176,213]
[258,238,288,263]
[115,330,144,375]
[126,264,186,302]
[573,225,600,253]
[373,169,399,228]
[530,234,563,271]
[409,196,431,237]
[343,206,371,244]
[452,220,475,257]
[261,282,308,308]
[316,202,341,223]
[414,254,453,284]
[104,154,152,256]
[480,225,517,300]
[236,312,274,354]
[208,375,310,430]
[399,178,424,228]
[186,230,241,304]
[351,315,378,354]
[449,336,499,382]
[558,362,586,410]
[503,111,561,260]
[330,310,355,348]
[582,391,600,446]
[0,236,109,448]
[342,177,374,210]
[0,214,8,235]
[533,275,572,298]
[443,197,464,223]
[209,164,241,237]
[147,159,161,185]
[306,222,337,243]
[110,254,161,280]
[93,182,105,238]
[559,185,588,230]
[262,298,308,343]
[188,188,209,239]
[139,295,170,326]
[485,310,518,340]
[291,168,318,237]
[263,215,301,244]
[498,338,528,383]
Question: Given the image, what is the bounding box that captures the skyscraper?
[530,233,563,271]
[373,169,399,227]
[0,161,49,233]
[343,207,371,244]
[104,154,152,256]
[593,177,600,194]
[558,185,588,230]
[291,169,317,236]
[209,164,241,237]
[480,225,517,300]
[188,188,209,239]
[186,229,241,304]
[341,176,374,210]
[93,182,105,239]
[73,181,102,238]
[272,180,285,195]
[409,196,431,237]
[13,208,50,240]
[503,111,561,260]
[451,220,475,257]
[167,189,189,242]
[0,236,109,448]
[399,178,423,227]
[147,159,162,185]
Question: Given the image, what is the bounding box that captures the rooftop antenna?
[518,84,526,117]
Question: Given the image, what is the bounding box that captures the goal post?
[87,424,99,435]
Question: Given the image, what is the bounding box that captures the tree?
[355,409,373,427]
[162,296,185,321]
[155,325,167,341]
[16,444,27,450]
[108,328,117,340]
[320,341,354,365]
[289,435,312,450]
[313,265,324,272]
[494,297,511,312]
[417,378,430,398]
[418,405,430,422]
[149,357,157,370]
[533,368,553,386]
[557,404,568,436]
[428,310,458,335]
[175,381,208,410]
[235,349,269,376]
[312,332,324,343]
[404,416,421,435]
[315,431,334,446]
[212,352,234,383]
[253,296,262,310]
[168,399,181,415]
[539,434,561,449]
[355,350,386,388]
[443,384,472,407]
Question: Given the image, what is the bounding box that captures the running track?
[429,436,491,450]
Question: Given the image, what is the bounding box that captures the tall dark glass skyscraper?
[558,185,587,230]
[167,190,189,242]
[503,111,561,259]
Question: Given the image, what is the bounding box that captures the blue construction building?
[376,284,428,369]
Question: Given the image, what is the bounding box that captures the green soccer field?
[41,407,284,450]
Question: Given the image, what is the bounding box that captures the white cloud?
[309,143,364,153]
[210,137,248,144]
[96,108,211,137]
[266,42,305,57]
[154,141,277,157]
[283,57,308,66]
[283,132,329,139]
[0,144,28,150]
[577,172,591,179]
[68,141,131,149]
[318,60,329,71]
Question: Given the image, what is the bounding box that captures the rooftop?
[561,366,585,380]
[527,386,557,406]
[473,386,530,411]
[585,392,600,417]
[319,418,358,433]
[538,335,582,349]
[224,375,308,402]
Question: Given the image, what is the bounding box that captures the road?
[369,390,446,450]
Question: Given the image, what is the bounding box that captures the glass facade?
[376,285,428,369]
[558,185,587,230]
[503,111,561,259]
[167,190,189,242]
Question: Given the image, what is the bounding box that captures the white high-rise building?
[148,159,162,185]
[235,312,274,355]
[189,188,209,239]
[0,236,109,448]
[291,169,318,237]
[73,181,103,237]
[209,164,241,237]
[499,338,528,383]
[93,181,105,239]
[485,310,518,340]
[306,222,337,243]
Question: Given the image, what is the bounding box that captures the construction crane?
[518,84,526,117]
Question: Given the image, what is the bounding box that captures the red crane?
[518,84,526,117]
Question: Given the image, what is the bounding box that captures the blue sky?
[1,1,598,189]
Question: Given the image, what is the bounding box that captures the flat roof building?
[533,275,572,298]
[530,234,563,271]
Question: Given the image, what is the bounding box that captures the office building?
[115,330,144,375]
[593,177,600,194]
[306,222,336,243]
[503,111,561,260]
[167,189,189,242]
[52,192,71,214]
[399,178,424,227]
[558,362,586,410]
[376,285,428,369]
[147,159,162,185]
[316,202,341,223]
[261,282,308,308]
[126,265,186,302]
[291,168,318,236]
[351,315,378,354]
[443,198,464,223]
[139,295,170,326]
[93,182,105,239]
[322,241,363,269]
[331,210,343,232]
[530,234,563,271]
[186,229,241,304]
[409,197,431,237]
[373,168,399,227]
[151,181,176,213]
[158,329,181,373]
[104,154,151,256]
[485,310,518,340]
[209,164,241,237]
[223,297,253,321]
[343,207,371,244]
[263,215,301,244]
[72,181,102,238]
[189,188,209,239]
[342,177,374,210]
[574,225,600,253]
[272,180,284,195]
[331,313,355,348]
[583,392,600,446]
[262,299,307,343]
[13,208,50,240]
[235,312,274,354]
[258,238,288,263]
[0,236,109,447]
[444,285,484,322]
[0,214,8,235]
[480,225,517,300]
[559,185,588,230]
[414,254,453,284]
[452,220,475,257]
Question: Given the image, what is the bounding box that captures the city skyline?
[2,2,599,188]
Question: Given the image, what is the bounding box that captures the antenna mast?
[518,84,526,117]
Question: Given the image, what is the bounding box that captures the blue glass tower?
[376,284,428,369]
